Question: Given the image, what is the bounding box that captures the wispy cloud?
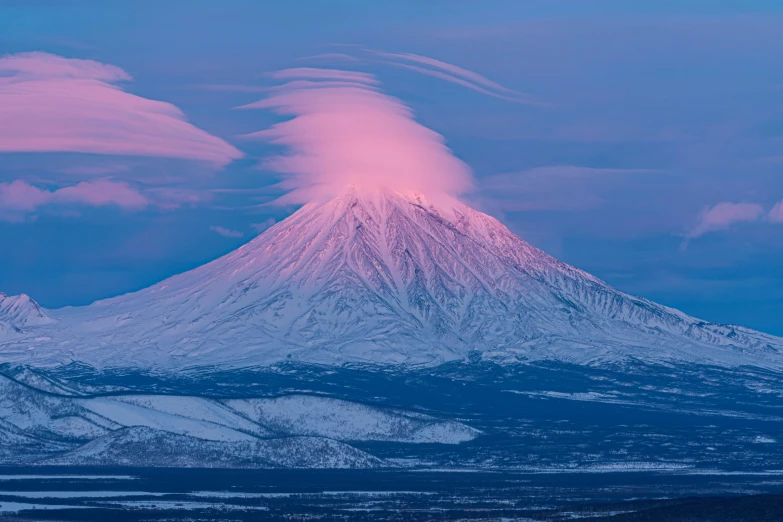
[267,79,380,92]
[59,164,132,176]
[189,83,268,93]
[300,53,359,62]
[0,52,243,166]
[298,48,543,105]
[476,166,654,212]
[54,180,148,208]
[251,218,276,234]
[0,179,148,221]
[769,199,783,223]
[366,49,543,105]
[145,187,211,210]
[375,51,519,95]
[0,51,130,81]
[686,202,764,241]
[209,225,244,238]
[238,69,473,204]
[269,68,378,84]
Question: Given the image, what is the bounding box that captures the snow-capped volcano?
[2,188,782,370]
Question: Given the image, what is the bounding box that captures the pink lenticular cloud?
[0,179,148,220]
[0,52,243,166]
[270,68,378,84]
[687,202,764,239]
[239,71,473,204]
[0,52,130,81]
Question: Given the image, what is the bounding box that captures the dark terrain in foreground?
[1,468,783,521]
[2,361,783,520]
[4,361,783,472]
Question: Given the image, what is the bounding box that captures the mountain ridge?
[1,187,781,371]
[0,292,56,328]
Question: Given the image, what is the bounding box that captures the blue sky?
[0,1,781,335]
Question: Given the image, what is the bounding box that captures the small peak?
[1,293,33,306]
[0,292,55,327]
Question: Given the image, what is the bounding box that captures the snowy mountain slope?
[79,397,265,442]
[41,427,384,469]
[0,373,479,467]
[224,395,479,443]
[0,321,18,340]
[0,292,55,328]
[0,418,74,465]
[0,373,117,441]
[0,374,478,444]
[0,366,87,396]
[0,293,55,341]
[1,187,782,370]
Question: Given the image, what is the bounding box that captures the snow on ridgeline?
[224,395,479,444]
[1,187,782,370]
[0,374,479,468]
[0,293,55,337]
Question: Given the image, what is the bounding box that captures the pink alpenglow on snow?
[239,69,474,204]
[0,52,243,166]
[687,202,764,239]
[0,179,148,220]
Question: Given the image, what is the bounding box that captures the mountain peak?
[0,292,56,329]
[1,193,782,371]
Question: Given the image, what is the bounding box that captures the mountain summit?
[0,292,55,331]
[2,188,782,370]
